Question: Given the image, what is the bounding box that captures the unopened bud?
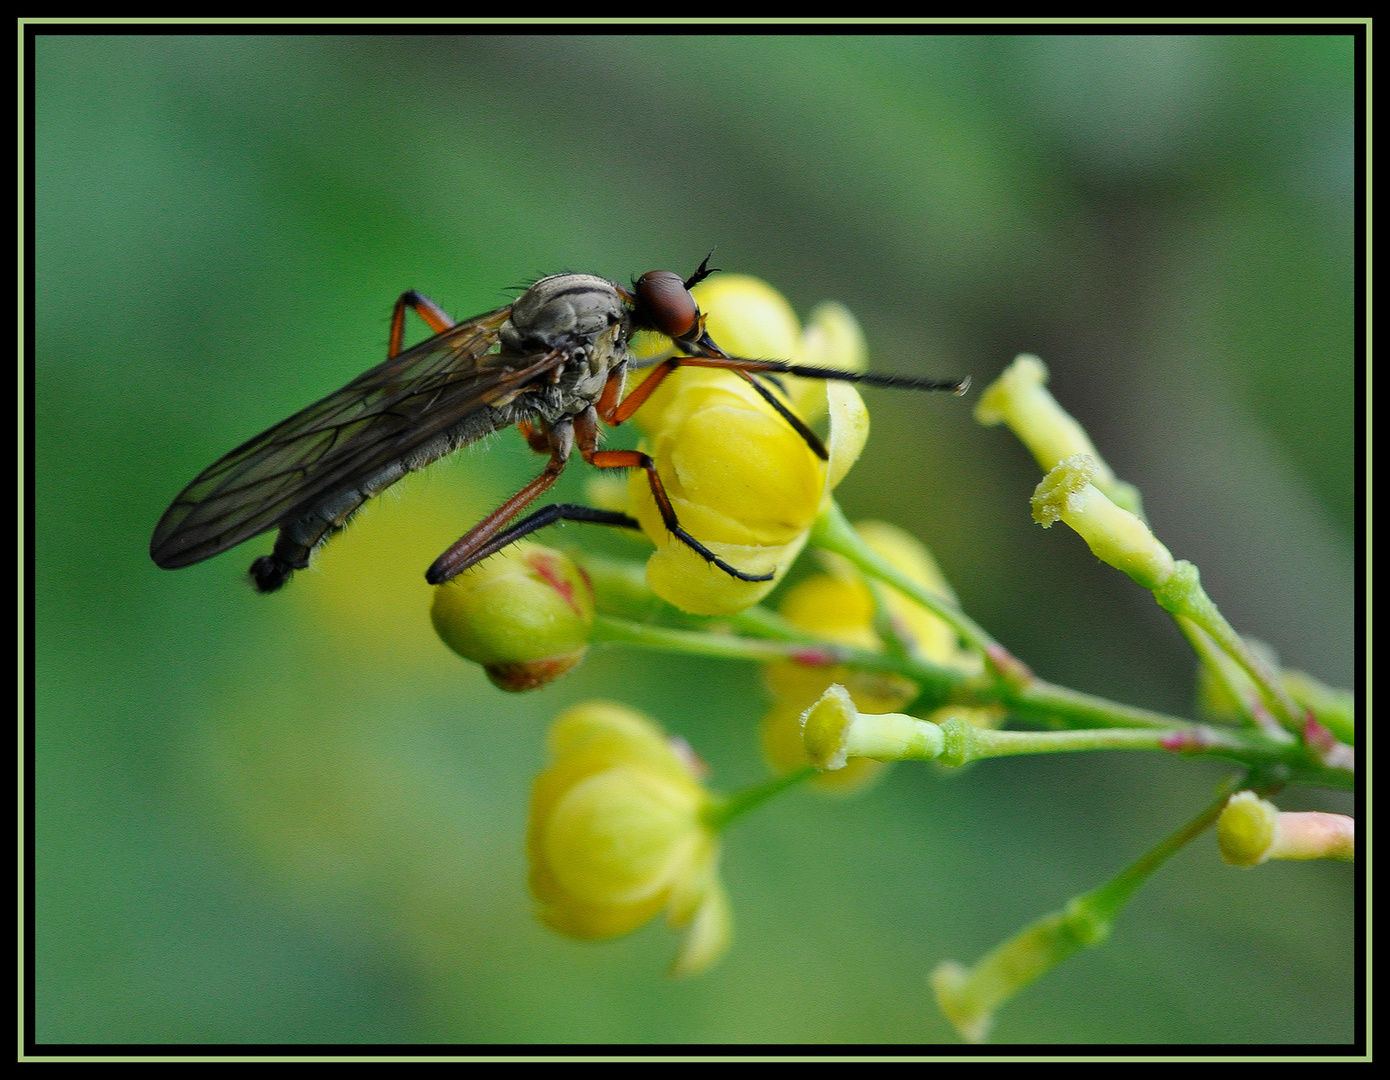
[799,684,944,771]
[431,543,594,691]
[1217,791,1355,865]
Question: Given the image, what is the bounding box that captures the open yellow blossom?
[528,702,731,976]
[627,275,870,615]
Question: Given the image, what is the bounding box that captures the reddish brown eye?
[635,270,700,340]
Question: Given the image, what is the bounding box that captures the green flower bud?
[1031,455,1176,590]
[431,543,594,691]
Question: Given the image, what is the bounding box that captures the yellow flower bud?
[1217,791,1355,866]
[627,276,870,615]
[976,355,1143,516]
[1031,455,1176,590]
[760,522,980,793]
[528,702,731,975]
[431,543,594,691]
[799,684,944,771]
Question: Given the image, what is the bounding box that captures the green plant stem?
[591,613,960,698]
[932,718,1344,785]
[810,501,1025,679]
[1153,562,1306,733]
[936,721,1175,765]
[984,679,1185,731]
[932,777,1242,1043]
[726,604,827,643]
[703,767,816,831]
[589,614,1352,789]
[1173,614,1293,741]
[1087,779,1242,913]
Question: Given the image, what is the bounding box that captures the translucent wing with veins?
[149,305,566,570]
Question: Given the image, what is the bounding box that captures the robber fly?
[150,258,968,592]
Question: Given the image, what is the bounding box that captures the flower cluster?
[414,274,1353,1035]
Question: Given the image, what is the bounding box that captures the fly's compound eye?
[635,270,701,341]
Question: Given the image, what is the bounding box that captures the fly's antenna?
[684,250,720,290]
[814,368,971,395]
[684,356,970,395]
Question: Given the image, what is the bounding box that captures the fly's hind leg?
[516,419,553,455]
[426,446,570,586]
[438,503,643,574]
[388,289,456,358]
[426,411,647,583]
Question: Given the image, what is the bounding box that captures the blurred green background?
[34,34,1356,1045]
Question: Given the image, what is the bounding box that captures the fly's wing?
[151,305,562,569]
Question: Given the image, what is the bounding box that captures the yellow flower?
[431,543,594,691]
[528,702,731,976]
[761,522,990,792]
[626,275,870,616]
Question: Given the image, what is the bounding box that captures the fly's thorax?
[567,323,625,400]
[501,273,631,354]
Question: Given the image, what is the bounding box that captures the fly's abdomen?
[249,459,408,592]
[246,405,516,592]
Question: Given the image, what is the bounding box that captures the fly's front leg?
[598,356,826,459]
[575,408,773,583]
[599,358,681,425]
[388,289,456,358]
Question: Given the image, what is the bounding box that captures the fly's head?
[627,254,727,359]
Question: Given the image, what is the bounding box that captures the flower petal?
[823,380,869,495]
